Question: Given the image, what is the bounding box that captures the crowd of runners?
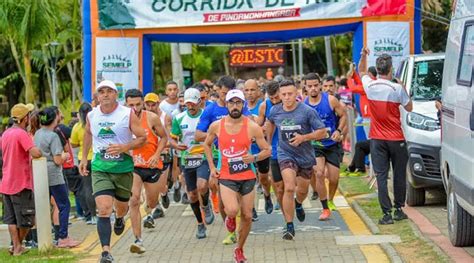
[1,51,411,263]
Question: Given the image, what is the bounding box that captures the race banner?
[95,37,139,103]
[366,22,410,71]
[229,46,285,67]
[98,0,407,30]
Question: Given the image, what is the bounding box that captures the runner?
[125,89,168,254]
[159,81,180,115]
[203,89,271,263]
[303,73,347,220]
[169,88,214,239]
[244,79,273,217]
[256,81,284,212]
[79,80,147,263]
[1,103,42,256]
[195,75,250,245]
[266,79,327,240]
[144,92,172,215]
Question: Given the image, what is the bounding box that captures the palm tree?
[0,0,56,103]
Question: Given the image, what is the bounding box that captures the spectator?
[1,103,42,256]
[266,68,274,80]
[34,107,80,248]
[342,140,371,176]
[359,48,413,225]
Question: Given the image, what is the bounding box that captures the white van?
[440,0,474,247]
[397,54,444,206]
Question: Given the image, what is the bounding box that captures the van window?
[411,59,444,101]
[457,22,474,86]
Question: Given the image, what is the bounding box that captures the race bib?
[280,125,301,142]
[228,157,251,175]
[99,151,124,162]
[184,155,203,169]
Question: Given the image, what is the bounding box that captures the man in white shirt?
[159,81,180,115]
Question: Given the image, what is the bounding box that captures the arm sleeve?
[51,134,64,156]
[170,117,182,138]
[19,131,35,152]
[196,107,212,132]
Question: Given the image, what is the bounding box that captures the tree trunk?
[8,38,27,92]
[23,53,34,103]
[64,44,81,104]
[41,46,54,103]
[223,50,230,76]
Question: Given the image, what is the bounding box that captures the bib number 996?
[229,157,251,174]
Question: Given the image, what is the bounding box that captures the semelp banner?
[95,37,139,103]
[97,0,407,30]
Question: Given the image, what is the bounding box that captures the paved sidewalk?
[108,193,391,263]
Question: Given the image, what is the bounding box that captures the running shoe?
[100,251,114,263]
[173,183,181,203]
[130,239,146,254]
[264,194,273,214]
[295,204,306,222]
[319,209,331,221]
[203,204,215,225]
[86,216,98,225]
[113,217,125,235]
[379,213,394,225]
[311,191,319,200]
[196,224,207,239]
[233,247,247,263]
[152,206,165,219]
[211,191,220,214]
[225,217,236,233]
[393,208,408,221]
[282,230,295,241]
[181,193,190,205]
[143,215,155,229]
[222,232,237,245]
[328,200,337,211]
[161,193,170,209]
[274,202,281,210]
[252,208,259,222]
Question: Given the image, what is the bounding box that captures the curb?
[351,200,404,263]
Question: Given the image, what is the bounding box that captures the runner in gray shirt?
[267,79,327,241]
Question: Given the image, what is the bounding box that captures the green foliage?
[421,0,451,52]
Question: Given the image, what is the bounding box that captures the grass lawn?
[339,176,449,263]
[0,248,79,263]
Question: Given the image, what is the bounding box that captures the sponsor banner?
[95,37,139,103]
[366,22,410,70]
[97,0,407,30]
[229,46,285,67]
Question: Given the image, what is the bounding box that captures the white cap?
[225,89,245,102]
[184,88,201,104]
[97,80,117,92]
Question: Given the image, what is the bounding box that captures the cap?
[11,103,35,121]
[97,80,117,92]
[144,92,160,103]
[225,89,245,102]
[184,88,201,104]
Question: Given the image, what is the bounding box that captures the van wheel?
[447,179,474,246]
[406,180,425,206]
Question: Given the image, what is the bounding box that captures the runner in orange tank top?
[125,89,168,254]
[204,89,270,263]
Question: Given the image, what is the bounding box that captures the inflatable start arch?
[83,0,421,101]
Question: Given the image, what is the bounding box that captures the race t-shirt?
[268,103,325,168]
[159,99,179,116]
[0,127,35,195]
[71,122,93,161]
[362,75,410,141]
[248,99,263,155]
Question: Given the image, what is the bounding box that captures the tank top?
[218,117,256,181]
[88,104,134,173]
[304,93,337,148]
[265,99,280,160]
[132,111,162,169]
[249,99,263,155]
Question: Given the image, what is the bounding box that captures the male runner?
[79,80,146,263]
[159,81,180,115]
[169,88,214,239]
[266,79,327,240]
[144,92,174,211]
[125,89,168,254]
[195,75,250,245]
[257,81,284,211]
[244,79,273,216]
[303,73,347,220]
[204,89,270,263]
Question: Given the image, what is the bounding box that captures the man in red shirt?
[1,103,42,256]
[359,48,413,225]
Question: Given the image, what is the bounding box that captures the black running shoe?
[113,217,125,235]
[282,230,295,241]
[295,200,305,222]
[393,208,408,221]
[162,193,170,209]
[181,193,190,205]
[173,184,181,203]
[252,208,259,222]
[143,215,155,229]
[100,251,114,263]
[311,192,319,201]
[264,194,273,214]
[378,213,394,225]
[152,207,165,219]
